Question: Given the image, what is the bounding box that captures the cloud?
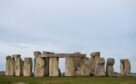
[0,0,136,73]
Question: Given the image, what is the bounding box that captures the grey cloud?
[0,0,136,72]
[0,27,59,45]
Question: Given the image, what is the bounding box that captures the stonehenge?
[90,52,100,76]
[5,55,23,76]
[23,58,32,76]
[49,57,60,76]
[5,51,132,77]
[5,54,32,76]
[34,51,45,77]
[120,59,131,76]
[65,56,75,76]
[43,51,50,76]
[79,57,90,76]
[13,54,23,76]
[106,58,115,76]
[95,58,105,76]
[5,56,15,76]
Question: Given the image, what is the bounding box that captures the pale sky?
[0,0,136,73]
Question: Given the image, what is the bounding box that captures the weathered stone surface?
[43,51,52,76]
[65,56,75,76]
[79,57,90,76]
[42,52,86,58]
[91,52,100,60]
[75,67,80,76]
[34,51,41,74]
[5,56,15,76]
[34,51,41,58]
[13,54,22,76]
[44,57,49,76]
[106,58,115,76]
[23,58,32,76]
[49,57,59,76]
[5,51,133,78]
[5,56,11,76]
[120,59,131,76]
[72,52,83,76]
[34,51,45,77]
[90,52,100,76]
[21,60,24,75]
[95,58,105,76]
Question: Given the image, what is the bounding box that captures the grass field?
[0,76,136,84]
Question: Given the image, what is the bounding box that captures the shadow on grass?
[0,81,29,84]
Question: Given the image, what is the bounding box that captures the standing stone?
[13,54,22,76]
[120,59,131,76]
[49,57,59,76]
[43,51,53,76]
[91,52,100,60]
[75,67,81,76]
[34,51,41,73]
[34,51,45,77]
[74,57,82,76]
[79,57,90,76]
[21,60,24,76]
[95,58,105,76]
[90,52,100,76]
[72,52,82,68]
[65,56,75,76]
[23,58,32,76]
[106,58,115,76]
[5,56,15,76]
[72,52,84,76]
[5,56,11,76]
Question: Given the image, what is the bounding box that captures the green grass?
[0,76,136,84]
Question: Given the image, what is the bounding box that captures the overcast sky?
[0,0,136,73]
